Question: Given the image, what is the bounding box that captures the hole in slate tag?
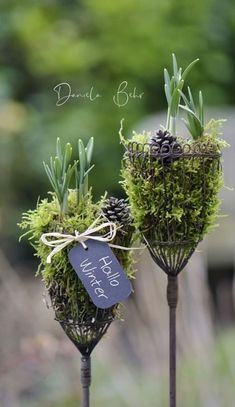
[68,240,132,309]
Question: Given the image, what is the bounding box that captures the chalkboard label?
[68,240,133,309]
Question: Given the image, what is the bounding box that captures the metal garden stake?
[125,140,221,407]
[19,137,135,407]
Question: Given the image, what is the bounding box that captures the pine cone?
[102,197,132,228]
[101,197,134,269]
[149,129,182,163]
[150,129,175,146]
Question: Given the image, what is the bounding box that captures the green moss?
[19,189,134,322]
[121,121,227,263]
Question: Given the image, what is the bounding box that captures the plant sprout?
[75,137,94,200]
[43,138,76,215]
[164,54,199,135]
[43,137,95,215]
[179,87,204,140]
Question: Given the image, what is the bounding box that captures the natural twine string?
[41,217,142,264]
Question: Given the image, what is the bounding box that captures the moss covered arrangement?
[121,55,227,274]
[19,138,135,325]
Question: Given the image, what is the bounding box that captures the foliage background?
[0,0,235,406]
[1,0,235,252]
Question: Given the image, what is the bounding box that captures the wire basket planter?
[126,140,221,272]
[124,139,222,407]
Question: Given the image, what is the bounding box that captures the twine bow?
[40,217,137,264]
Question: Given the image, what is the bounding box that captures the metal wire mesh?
[126,139,221,275]
[49,283,115,356]
[57,311,114,356]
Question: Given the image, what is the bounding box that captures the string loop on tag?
[40,217,142,264]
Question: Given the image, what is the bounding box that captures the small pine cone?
[101,197,132,228]
[149,129,176,148]
[149,129,182,163]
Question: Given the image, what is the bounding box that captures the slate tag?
[68,240,133,309]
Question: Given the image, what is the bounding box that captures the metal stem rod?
[167,275,178,407]
[81,356,91,407]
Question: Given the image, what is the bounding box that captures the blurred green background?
[1,0,235,406]
[1,0,235,251]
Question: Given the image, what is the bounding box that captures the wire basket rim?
[126,140,221,159]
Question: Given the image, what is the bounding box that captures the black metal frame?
[57,312,114,356]
[126,139,221,407]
